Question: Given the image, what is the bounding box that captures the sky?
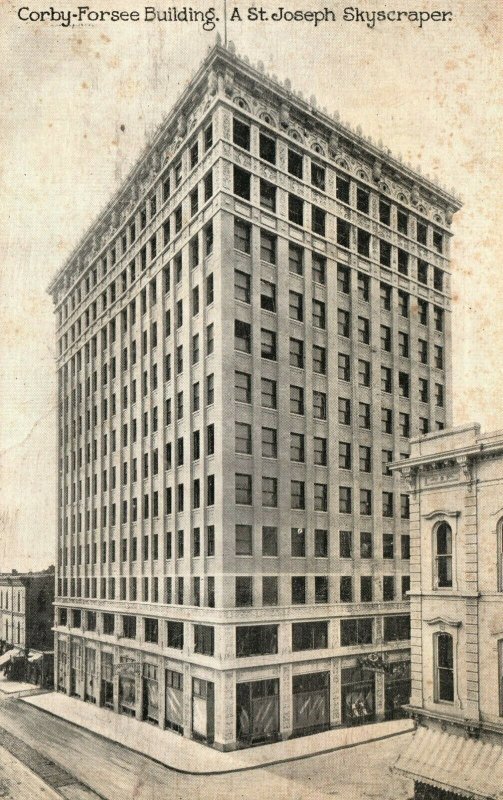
[0,0,502,570]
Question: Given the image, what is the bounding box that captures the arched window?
[435,522,452,588]
[435,632,454,702]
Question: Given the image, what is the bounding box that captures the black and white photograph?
[0,1,502,797]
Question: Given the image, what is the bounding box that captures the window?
[291,480,305,510]
[434,267,444,291]
[312,253,326,284]
[262,577,278,606]
[434,306,444,332]
[235,319,251,353]
[433,230,443,254]
[289,194,303,225]
[259,132,276,163]
[359,359,371,387]
[289,337,304,368]
[315,529,328,558]
[417,221,427,244]
[289,291,303,321]
[356,187,369,213]
[234,219,251,253]
[262,476,277,507]
[292,621,328,651]
[338,353,350,381]
[382,449,393,475]
[435,383,445,408]
[380,240,391,267]
[381,282,392,310]
[383,492,394,518]
[338,397,351,425]
[167,620,184,649]
[235,473,252,505]
[340,617,373,646]
[401,535,411,560]
[234,166,251,200]
[234,269,251,303]
[236,625,278,657]
[418,260,428,285]
[314,437,327,466]
[359,402,371,429]
[399,412,410,437]
[235,577,253,607]
[260,179,276,211]
[311,162,325,190]
[262,427,277,458]
[261,280,277,312]
[381,325,391,352]
[360,488,372,516]
[358,272,370,301]
[235,371,251,403]
[204,122,213,151]
[418,298,428,326]
[290,385,304,416]
[235,422,252,455]
[233,117,250,149]
[288,149,303,178]
[359,445,371,473]
[261,329,277,360]
[291,576,306,605]
[122,615,137,639]
[397,249,408,275]
[262,526,278,557]
[336,176,350,203]
[314,483,327,511]
[261,377,277,409]
[397,209,408,234]
[381,366,392,393]
[144,617,158,644]
[339,530,352,559]
[260,230,276,264]
[419,377,429,404]
[339,486,352,514]
[312,206,326,236]
[401,494,410,520]
[290,432,305,463]
[360,531,372,559]
[338,264,350,293]
[340,576,353,602]
[398,290,409,318]
[436,633,454,702]
[358,316,370,344]
[291,527,306,558]
[399,372,410,398]
[402,576,411,599]
[384,615,410,642]
[379,200,391,226]
[338,308,350,337]
[194,624,214,656]
[339,441,351,470]
[235,524,253,556]
[434,345,444,370]
[435,521,453,588]
[313,345,326,375]
[313,391,327,420]
[383,576,395,601]
[289,243,303,275]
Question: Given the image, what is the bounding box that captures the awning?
[395,725,503,799]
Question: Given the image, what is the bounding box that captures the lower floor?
[55,633,410,750]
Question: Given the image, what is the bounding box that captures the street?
[0,693,414,800]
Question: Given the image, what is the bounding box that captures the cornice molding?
[424,617,462,629]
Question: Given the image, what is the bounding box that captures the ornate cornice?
[424,617,462,629]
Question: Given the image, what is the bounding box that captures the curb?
[19,697,414,777]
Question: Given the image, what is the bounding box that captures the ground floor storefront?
[55,633,410,750]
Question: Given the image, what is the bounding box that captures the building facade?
[48,42,460,750]
[392,424,503,799]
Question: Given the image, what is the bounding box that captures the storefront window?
[236,679,279,745]
[341,666,375,726]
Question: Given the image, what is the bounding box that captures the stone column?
[182,661,192,738]
[330,658,342,727]
[279,663,292,740]
[213,669,235,751]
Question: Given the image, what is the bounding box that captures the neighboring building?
[392,424,503,799]
[47,41,460,750]
[0,568,55,685]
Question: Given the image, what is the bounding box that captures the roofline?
[47,38,462,297]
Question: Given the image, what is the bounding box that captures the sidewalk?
[23,691,414,775]
[0,673,47,697]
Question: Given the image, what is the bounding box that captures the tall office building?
[48,41,460,750]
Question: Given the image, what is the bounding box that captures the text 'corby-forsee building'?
[48,40,460,750]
